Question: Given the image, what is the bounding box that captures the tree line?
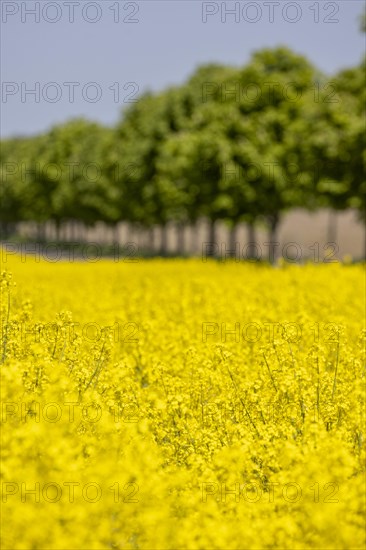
[1,46,365,258]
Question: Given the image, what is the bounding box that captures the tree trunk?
[113,224,119,245]
[70,220,77,242]
[205,219,217,258]
[36,223,45,242]
[147,226,155,253]
[267,213,280,264]
[247,222,257,260]
[228,224,239,259]
[190,220,198,255]
[160,224,168,256]
[209,219,216,243]
[177,222,185,256]
[55,220,61,242]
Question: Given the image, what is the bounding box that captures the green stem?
[263,353,277,392]
[331,341,340,401]
[1,290,11,364]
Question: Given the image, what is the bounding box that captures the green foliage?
[1,47,364,236]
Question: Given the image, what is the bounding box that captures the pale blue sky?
[1,1,365,138]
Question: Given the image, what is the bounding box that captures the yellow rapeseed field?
[1,254,365,549]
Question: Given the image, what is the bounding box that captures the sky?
[1,0,365,138]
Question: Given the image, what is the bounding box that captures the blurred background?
[1,1,365,261]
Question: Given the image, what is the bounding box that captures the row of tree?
[1,45,365,257]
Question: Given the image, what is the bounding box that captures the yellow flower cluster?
[1,255,365,549]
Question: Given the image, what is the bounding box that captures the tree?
[287,63,365,256]
[31,119,115,239]
[0,137,31,237]
[227,47,320,261]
